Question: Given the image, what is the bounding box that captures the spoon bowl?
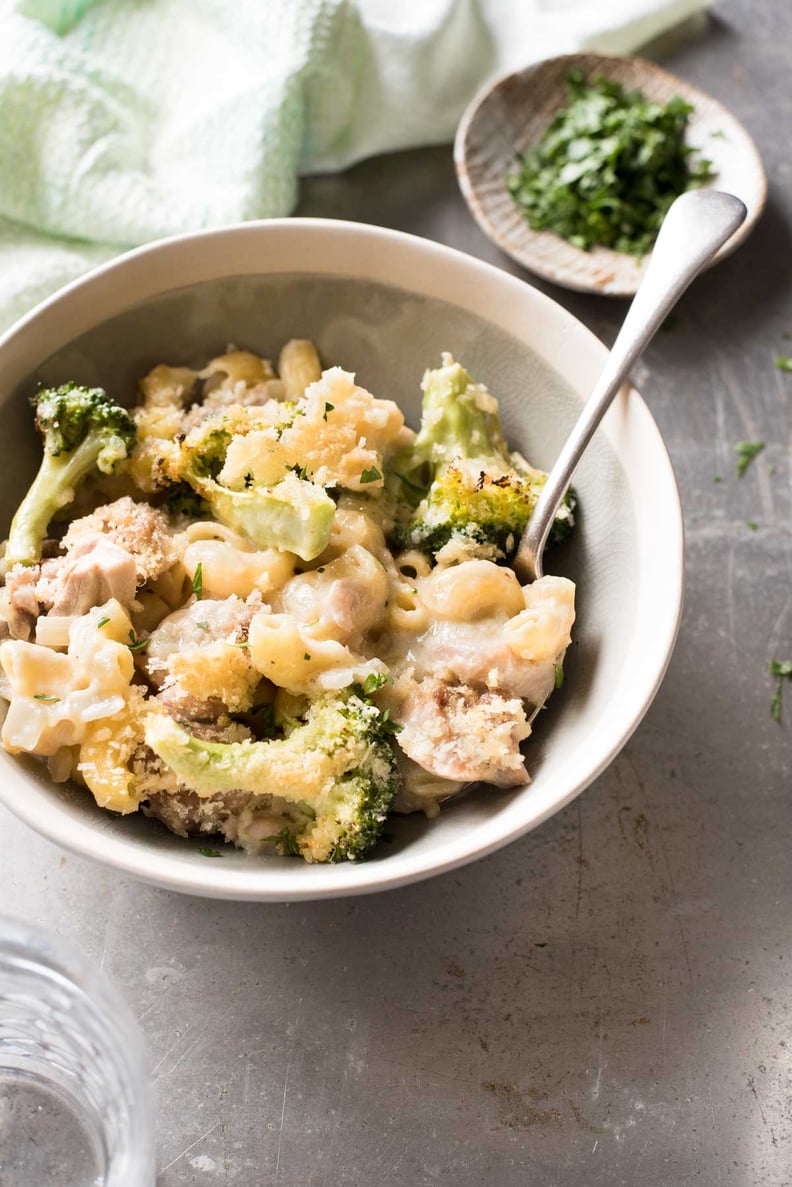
[455,52,766,296]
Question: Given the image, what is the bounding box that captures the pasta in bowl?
[0,342,576,864]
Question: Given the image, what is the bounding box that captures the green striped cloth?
[0,0,707,331]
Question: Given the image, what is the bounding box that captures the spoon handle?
[514,189,747,581]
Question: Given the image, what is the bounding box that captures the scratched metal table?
[2,2,791,1183]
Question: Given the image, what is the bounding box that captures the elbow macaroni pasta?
[0,600,135,756]
[503,576,576,662]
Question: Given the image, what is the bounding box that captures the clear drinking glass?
[0,915,155,1185]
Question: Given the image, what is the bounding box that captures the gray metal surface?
[1,0,791,1182]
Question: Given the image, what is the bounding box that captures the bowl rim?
[0,218,684,900]
[454,51,768,296]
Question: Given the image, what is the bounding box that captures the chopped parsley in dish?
[507,71,714,256]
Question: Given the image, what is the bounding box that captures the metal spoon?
[514,189,747,582]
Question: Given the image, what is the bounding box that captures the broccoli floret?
[389,355,574,561]
[5,384,136,567]
[161,481,213,523]
[177,413,335,562]
[145,690,401,863]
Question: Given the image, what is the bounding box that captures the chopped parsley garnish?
[554,663,564,689]
[33,693,60,702]
[192,562,203,599]
[291,463,309,481]
[96,616,110,628]
[735,440,765,478]
[361,671,392,695]
[198,847,222,858]
[316,567,325,574]
[323,402,334,420]
[377,707,401,736]
[127,630,149,653]
[196,621,209,631]
[303,652,311,661]
[712,475,722,484]
[774,355,792,373]
[263,827,300,857]
[228,640,250,649]
[770,659,792,722]
[745,520,758,531]
[506,70,714,256]
[360,466,382,484]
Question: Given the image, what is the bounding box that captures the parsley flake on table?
[198,846,222,858]
[506,71,714,256]
[735,440,765,478]
[775,355,792,373]
[769,659,792,722]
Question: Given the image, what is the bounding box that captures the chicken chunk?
[395,676,531,787]
[144,597,254,685]
[62,497,177,586]
[404,576,575,710]
[144,785,251,840]
[37,536,137,617]
[0,565,40,641]
[408,619,557,709]
[144,596,259,717]
[143,782,296,852]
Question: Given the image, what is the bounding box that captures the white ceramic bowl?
[0,219,683,900]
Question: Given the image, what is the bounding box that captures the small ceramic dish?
[0,219,683,900]
[455,52,767,296]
